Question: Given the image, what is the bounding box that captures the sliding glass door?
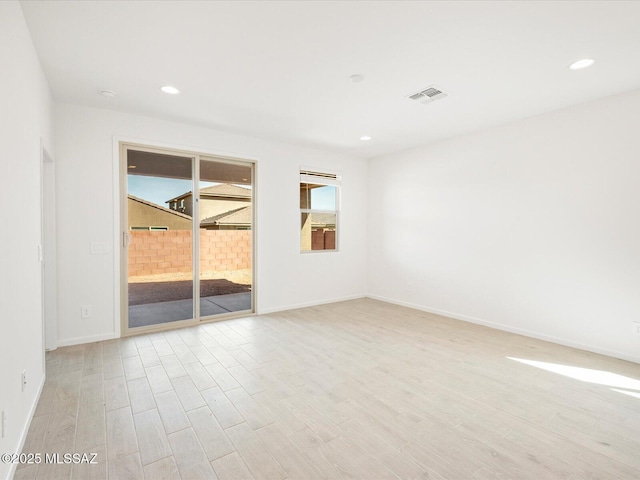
[126,149,194,329]
[198,157,253,318]
[121,144,254,335]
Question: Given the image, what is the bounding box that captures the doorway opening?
[120,143,254,335]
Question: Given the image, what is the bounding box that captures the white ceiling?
[20,1,640,158]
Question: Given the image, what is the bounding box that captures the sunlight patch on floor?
[507,357,640,391]
[611,388,640,399]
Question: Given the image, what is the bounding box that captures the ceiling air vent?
[408,85,448,104]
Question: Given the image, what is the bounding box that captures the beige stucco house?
[128,195,192,230]
[167,184,252,230]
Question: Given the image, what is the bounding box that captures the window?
[130,226,169,231]
[300,168,340,252]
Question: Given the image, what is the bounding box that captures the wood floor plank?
[154,391,191,434]
[103,354,125,379]
[26,299,640,480]
[123,356,146,381]
[252,390,307,436]
[205,363,240,391]
[168,427,218,480]
[209,346,241,368]
[133,409,172,466]
[128,377,157,414]
[226,365,266,395]
[172,344,199,365]
[79,373,104,406]
[211,452,256,480]
[224,387,275,430]
[134,336,153,348]
[102,339,121,357]
[187,406,235,461]
[70,444,106,480]
[184,361,217,391]
[21,413,50,454]
[160,354,188,379]
[224,422,287,480]
[280,395,339,442]
[171,375,207,411]
[324,435,399,480]
[138,346,162,368]
[75,401,106,451]
[35,462,71,480]
[104,376,130,411]
[201,386,245,429]
[13,464,38,480]
[228,348,262,371]
[255,423,324,480]
[108,452,144,480]
[106,407,139,461]
[145,365,173,395]
[163,331,186,348]
[143,456,181,480]
[190,344,219,366]
[41,388,78,455]
[151,338,174,357]
[340,416,427,479]
[287,428,345,480]
[33,381,56,417]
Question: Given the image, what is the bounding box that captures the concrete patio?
[128,292,251,328]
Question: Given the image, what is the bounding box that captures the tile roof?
[200,184,252,198]
[201,209,335,227]
[128,195,192,220]
[201,206,252,226]
[167,184,252,203]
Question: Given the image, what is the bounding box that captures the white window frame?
[300,167,341,253]
[130,226,169,231]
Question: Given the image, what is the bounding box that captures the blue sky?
[128,176,336,210]
[309,185,337,210]
[128,176,217,207]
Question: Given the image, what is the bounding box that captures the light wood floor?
[16,298,640,479]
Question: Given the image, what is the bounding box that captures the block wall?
[128,230,251,276]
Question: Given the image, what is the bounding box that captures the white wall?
[0,2,53,479]
[54,104,367,345]
[368,89,640,363]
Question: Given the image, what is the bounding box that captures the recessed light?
[99,89,116,98]
[569,58,595,70]
[360,136,371,141]
[349,74,364,83]
[161,85,180,95]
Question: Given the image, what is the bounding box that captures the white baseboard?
[258,293,367,315]
[367,294,640,365]
[6,373,46,480]
[57,332,116,347]
[53,294,638,364]
[58,296,368,345]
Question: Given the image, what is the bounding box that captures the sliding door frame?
[118,141,256,337]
